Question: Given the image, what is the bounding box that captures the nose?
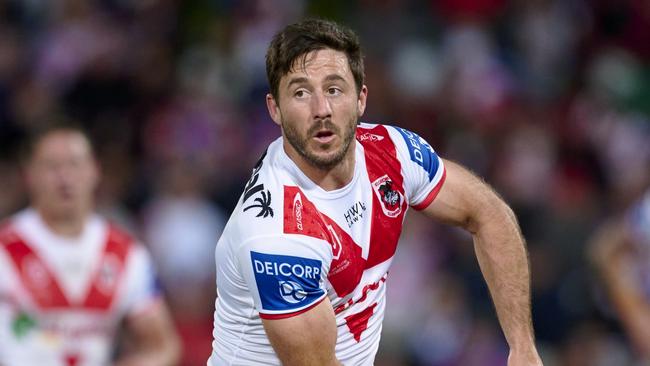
[311,91,332,120]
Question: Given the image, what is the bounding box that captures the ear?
[357,85,368,117]
[266,94,282,126]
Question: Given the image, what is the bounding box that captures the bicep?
[420,159,506,231]
[262,296,340,366]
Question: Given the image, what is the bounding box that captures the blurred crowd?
[0,0,649,365]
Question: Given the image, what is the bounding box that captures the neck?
[284,142,356,191]
[37,208,88,238]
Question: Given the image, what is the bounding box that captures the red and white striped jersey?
[210,123,446,366]
[0,209,161,366]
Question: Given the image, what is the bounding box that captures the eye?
[294,89,308,98]
[327,87,342,96]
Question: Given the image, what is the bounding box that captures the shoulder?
[103,217,137,245]
[357,122,440,167]
[0,210,30,249]
[231,142,288,237]
[101,218,148,263]
[357,122,435,153]
[0,218,15,242]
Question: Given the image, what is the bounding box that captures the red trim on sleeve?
[259,296,326,320]
[412,168,447,211]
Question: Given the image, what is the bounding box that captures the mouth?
[313,130,336,144]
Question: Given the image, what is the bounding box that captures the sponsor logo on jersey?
[22,256,50,290]
[293,192,303,231]
[344,201,366,228]
[278,280,307,304]
[97,254,120,295]
[325,224,343,260]
[371,175,404,218]
[358,132,384,142]
[11,312,36,339]
[396,127,439,181]
[251,252,324,311]
[243,151,274,218]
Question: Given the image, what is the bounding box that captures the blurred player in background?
[0,126,180,366]
[210,18,542,366]
[590,188,650,362]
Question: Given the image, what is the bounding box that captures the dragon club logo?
[371,175,404,218]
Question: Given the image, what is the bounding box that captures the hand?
[507,348,543,366]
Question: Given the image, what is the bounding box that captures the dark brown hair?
[20,121,94,163]
[265,18,365,100]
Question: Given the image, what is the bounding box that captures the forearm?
[599,258,650,358]
[114,306,181,366]
[590,224,650,359]
[114,348,180,366]
[421,160,541,364]
[471,202,535,350]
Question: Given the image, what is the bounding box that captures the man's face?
[26,131,99,219]
[267,48,367,170]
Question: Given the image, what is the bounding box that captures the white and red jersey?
[0,209,161,366]
[210,123,446,366]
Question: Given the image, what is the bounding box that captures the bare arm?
[114,301,181,366]
[262,297,342,366]
[589,221,650,359]
[421,159,542,365]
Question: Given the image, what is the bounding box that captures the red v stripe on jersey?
[0,229,70,308]
[284,186,365,298]
[356,125,407,269]
[0,224,131,310]
[82,224,131,310]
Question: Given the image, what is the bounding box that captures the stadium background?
[0,0,649,365]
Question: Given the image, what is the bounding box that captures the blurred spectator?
[0,125,180,366]
[589,188,650,363]
[143,161,226,366]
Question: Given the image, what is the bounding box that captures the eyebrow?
[286,74,349,89]
[323,74,347,84]
[286,77,309,89]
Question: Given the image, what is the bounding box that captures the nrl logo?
[371,175,404,218]
[358,133,384,142]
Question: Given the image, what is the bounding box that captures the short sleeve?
[235,235,329,320]
[121,244,162,317]
[391,126,446,210]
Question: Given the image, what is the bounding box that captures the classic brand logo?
[371,175,404,218]
[251,252,324,311]
[293,193,303,231]
[358,132,384,142]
